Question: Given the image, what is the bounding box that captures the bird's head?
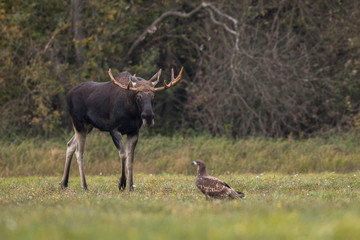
[191,160,207,176]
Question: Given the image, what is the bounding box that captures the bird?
[191,160,245,199]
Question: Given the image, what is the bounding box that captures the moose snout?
[141,112,155,127]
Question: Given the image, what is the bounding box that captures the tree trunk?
[71,0,86,67]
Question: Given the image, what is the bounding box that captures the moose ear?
[131,81,137,87]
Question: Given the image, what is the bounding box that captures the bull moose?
[59,67,183,191]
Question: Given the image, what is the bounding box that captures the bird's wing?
[196,176,234,199]
[206,176,233,189]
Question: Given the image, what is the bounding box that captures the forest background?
[1,0,360,139]
[2,3,360,239]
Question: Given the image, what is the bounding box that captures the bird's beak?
[191,161,197,165]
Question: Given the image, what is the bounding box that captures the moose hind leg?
[75,131,88,190]
[110,130,127,191]
[126,133,138,191]
[60,134,77,189]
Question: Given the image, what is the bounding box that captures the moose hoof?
[118,181,126,191]
[59,182,68,190]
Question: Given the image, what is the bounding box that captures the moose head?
[108,67,184,127]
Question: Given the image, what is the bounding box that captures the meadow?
[1,173,360,240]
[1,132,360,239]
[1,131,360,177]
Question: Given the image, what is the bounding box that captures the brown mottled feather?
[192,160,245,199]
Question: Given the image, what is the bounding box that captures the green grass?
[1,132,360,239]
[1,173,360,240]
[1,131,360,177]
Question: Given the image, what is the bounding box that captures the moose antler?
[149,69,162,86]
[108,67,183,92]
[153,67,184,92]
[108,68,138,91]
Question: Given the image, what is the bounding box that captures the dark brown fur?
[60,71,160,191]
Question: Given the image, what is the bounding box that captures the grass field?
[1,131,360,177]
[1,132,360,239]
[1,173,360,240]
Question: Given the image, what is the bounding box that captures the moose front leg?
[126,133,138,191]
[110,130,127,191]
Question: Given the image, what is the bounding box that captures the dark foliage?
[1,0,360,137]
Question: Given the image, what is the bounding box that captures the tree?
[1,0,359,137]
